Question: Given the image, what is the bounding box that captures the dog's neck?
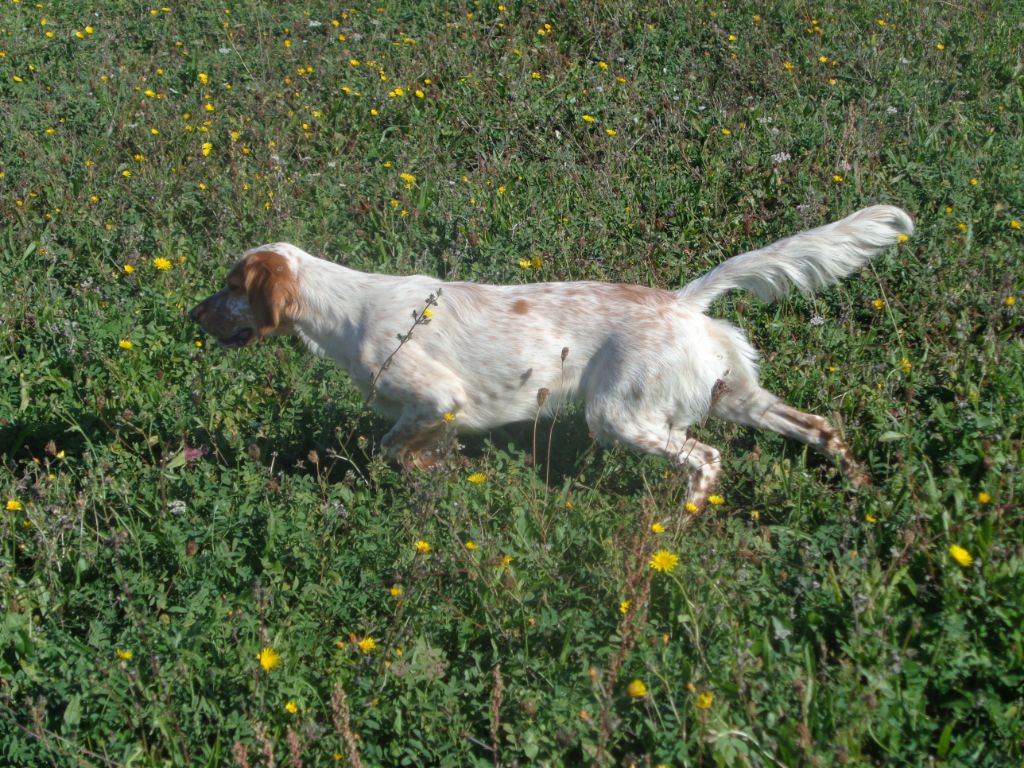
[289,254,376,363]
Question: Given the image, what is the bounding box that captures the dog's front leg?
[381,411,454,471]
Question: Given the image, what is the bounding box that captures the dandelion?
[750,510,760,521]
[969,177,978,187]
[936,42,945,51]
[518,258,532,269]
[531,71,541,80]
[115,649,133,661]
[1005,296,1016,306]
[284,700,298,714]
[118,339,133,350]
[121,170,133,178]
[958,223,967,232]
[464,541,479,550]
[900,357,912,374]
[581,114,595,123]
[258,647,281,671]
[651,521,665,534]
[1010,220,1020,230]
[497,186,506,194]
[707,494,724,506]
[443,412,456,422]
[357,636,376,653]
[198,72,209,85]
[201,142,212,156]
[872,298,885,310]
[153,257,172,270]
[649,549,679,573]
[865,513,878,524]
[897,233,909,243]
[783,61,794,71]
[721,128,732,136]
[6,500,22,512]
[626,679,648,698]
[832,174,844,183]
[400,172,416,185]
[619,600,631,614]
[685,502,699,514]
[467,472,486,484]
[977,491,991,504]
[499,554,513,569]
[414,540,431,554]
[948,544,973,567]
[605,128,617,136]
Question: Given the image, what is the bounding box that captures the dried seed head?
[536,387,550,407]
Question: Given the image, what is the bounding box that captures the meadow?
[1,1,1022,765]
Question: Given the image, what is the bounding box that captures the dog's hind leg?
[711,381,868,486]
[588,414,723,511]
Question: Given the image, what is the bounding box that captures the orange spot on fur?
[511,299,530,315]
[233,250,300,337]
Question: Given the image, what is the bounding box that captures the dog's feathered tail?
[677,205,913,311]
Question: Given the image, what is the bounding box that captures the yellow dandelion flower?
[900,358,912,374]
[499,554,513,569]
[958,222,968,232]
[750,510,760,521]
[414,540,431,554]
[198,72,209,85]
[969,177,978,187]
[400,172,416,184]
[936,43,945,51]
[201,142,212,156]
[443,412,456,422]
[897,233,909,243]
[783,61,794,71]
[1005,296,1016,306]
[649,549,679,573]
[467,472,486,484]
[651,522,665,534]
[258,647,280,671]
[1009,220,1020,230]
[118,339,133,350]
[977,491,991,504]
[582,114,596,123]
[115,648,133,661]
[619,600,631,614]
[948,544,973,567]
[832,174,844,183]
[518,258,532,269]
[865,513,878,524]
[605,128,617,136]
[721,128,732,136]
[695,691,714,709]
[707,494,724,506]
[685,502,699,514]
[464,541,479,551]
[531,71,541,80]
[872,298,885,310]
[390,585,403,597]
[530,255,543,269]
[626,679,647,698]
[357,636,376,653]
[415,89,425,98]
[153,257,172,270]
[6,500,23,512]
[284,700,298,714]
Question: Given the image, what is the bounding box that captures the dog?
[190,205,913,509]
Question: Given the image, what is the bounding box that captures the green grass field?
[2,1,1022,765]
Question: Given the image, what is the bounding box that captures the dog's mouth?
[217,327,254,348]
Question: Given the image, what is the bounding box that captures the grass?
[1,1,1022,765]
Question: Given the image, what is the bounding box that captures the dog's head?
[190,248,300,348]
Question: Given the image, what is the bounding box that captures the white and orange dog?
[191,205,912,509]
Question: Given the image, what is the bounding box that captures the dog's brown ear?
[240,251,299,338]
